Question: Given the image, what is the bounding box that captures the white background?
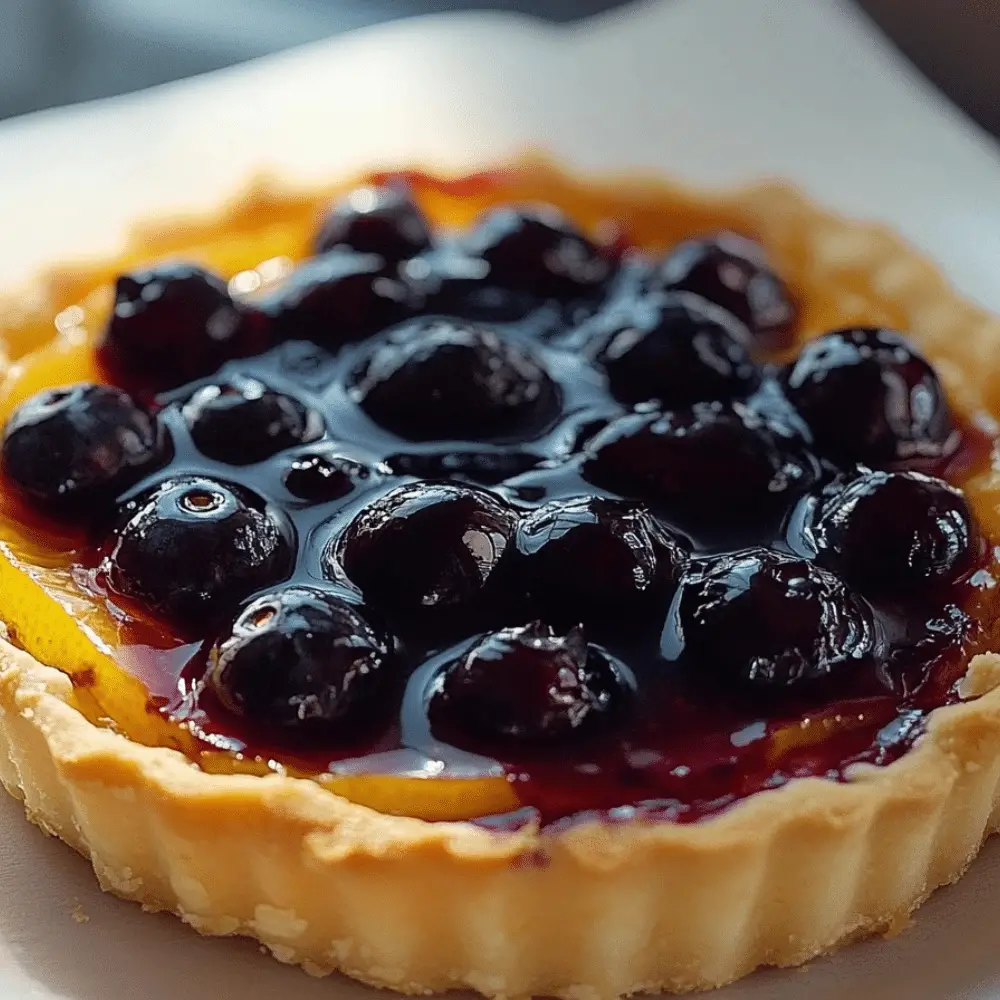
[3,0,1000,996]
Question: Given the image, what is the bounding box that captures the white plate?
[3,1,1000,997]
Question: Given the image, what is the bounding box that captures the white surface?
[3,0,1000,997]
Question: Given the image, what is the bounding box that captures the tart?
[3,161,1000,998]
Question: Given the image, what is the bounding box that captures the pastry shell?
[3,165,1000,998]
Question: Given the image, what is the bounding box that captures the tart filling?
[0,167,998,829]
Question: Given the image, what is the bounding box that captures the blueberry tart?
[2,163,1000,998]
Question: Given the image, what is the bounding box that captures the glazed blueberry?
[597,291,760,406]
[804,470,978,593]
[657,233,796,346]
[673,549,884,689]
[461,206,612,300]
[430,622,625,743]
[315,185,432,261]
[583,403,817,538]
[182,376,322,465]
[404,246,541,323]
[208,586,392,734]
[351,318,559,442]
[103,476,294,629]
[283,449,374,502]
[338,482,517,619]
[516,496,684,623]
[99,264,266,390]
[262,250,411,347]
[1,384,168,515]
[782,328,957,467]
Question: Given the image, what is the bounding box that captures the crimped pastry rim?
[3,163,1000,997]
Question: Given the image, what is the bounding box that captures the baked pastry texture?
[3,161,1000,998]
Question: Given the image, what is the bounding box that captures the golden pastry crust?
[4,163,1000,998]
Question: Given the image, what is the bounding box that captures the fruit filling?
[1,167,998,827]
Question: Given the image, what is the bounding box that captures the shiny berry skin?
[404,246,538,323]
[315,185,432,261]
[283,448,374,502]
[207,586,392,734]
[598,291,759,406]
[99,263,266,390]
[103,477,294,629]
[1,384,168,515]
[461,206,612,300]
[657,233,796,346]
[182,376,322,465]
[338,482,517,618]
[262,250,411,347]
[583,403,817,537]
[430,622,625,743]
[516,496,684,623]
[351,318,559,442]
[804,470,978,593]
[782,328,957,467]
[673,549,884,689]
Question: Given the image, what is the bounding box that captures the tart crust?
[4,164,1000,997]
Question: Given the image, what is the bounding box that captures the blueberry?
[429,621,625,743]
[516,496,685,623]
[182,376,322,465]
[597,291,759,406]
[804,470,979,593]
[583,402,817,537]
[337,482,517,619]
[103,476,294,629]
[461,206,611,300]
[673,549,884,688]
[207,586,393,734]
[283,448,375,502]
[782,328,957,467]
[2,383,168,516]
[656,233,796,346]
[262,250,411,347]
[99,264,267,390]
[350,318,559,442]
[315,185,432,261]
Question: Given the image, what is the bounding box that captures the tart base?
[6,163,1000,996]
[5,637,1000,998]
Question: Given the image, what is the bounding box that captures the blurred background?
[2,0,999,137]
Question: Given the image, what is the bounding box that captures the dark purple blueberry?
[338,482,517,618]
[583,403,817,537]
[350,319,559,442]
[461,206,612,300]
[182,376,322,465]
[283,448,374,502]
[315,185,432,261]
[805,470,978,593]
[99,264,267,390]
[207,586,392,734]
[403,246,539,323]
[782,328,957,467]
[657,233,796,346]
[516,496,684,623]
[597,291,759,406]
[103,476,294,629]
[1,383,168,515]
[430,622,625,743]
[673,549,884,688]
[262,250,411,347]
